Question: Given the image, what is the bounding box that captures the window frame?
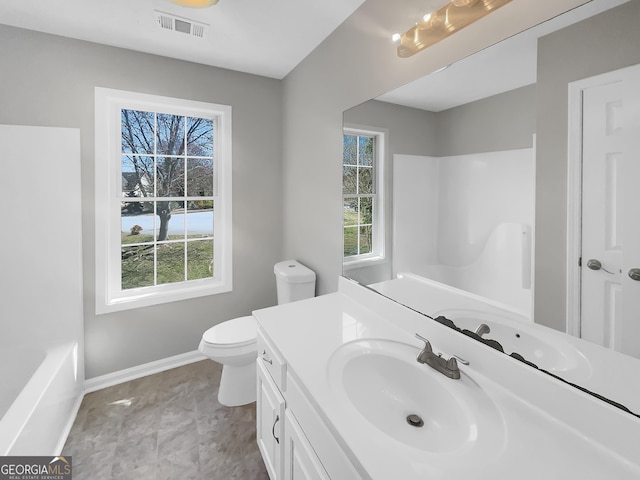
[342,125,386,269]
[95,88,232,314]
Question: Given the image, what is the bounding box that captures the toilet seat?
[201,315,257,349]
[198,260,315,407]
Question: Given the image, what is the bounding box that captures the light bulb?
[171,0,219,8]
[451,0,480,6]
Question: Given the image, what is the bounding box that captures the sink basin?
[327,339,506,461]
[435,309,592,383]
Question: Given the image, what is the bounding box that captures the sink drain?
[406,414,424,427]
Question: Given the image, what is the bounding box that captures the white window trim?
[95,87,232,314]
[342,125,386,270]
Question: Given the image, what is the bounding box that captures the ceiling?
[377,0,631,112]
[0,0,629,90]
[0,0,365,79]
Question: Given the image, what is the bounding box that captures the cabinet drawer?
[257,326,287,391]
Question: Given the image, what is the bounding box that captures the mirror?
[342,0,640,416]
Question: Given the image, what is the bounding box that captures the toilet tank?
[274,260,316,305]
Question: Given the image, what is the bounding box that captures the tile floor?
[62,360,270,480]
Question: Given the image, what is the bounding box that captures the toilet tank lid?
[274,260,316,283]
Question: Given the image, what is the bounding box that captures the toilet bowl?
[199,260,316,407]
[199,315,257,406]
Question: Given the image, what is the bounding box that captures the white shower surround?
[393,148,535,315]
[0,125,84,454]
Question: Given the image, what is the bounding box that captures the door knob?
[629,268,640,281]
[586,259,602,270]
[586,259,615,274]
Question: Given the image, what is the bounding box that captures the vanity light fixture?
[396,0,513,58]
[170,0,219,8]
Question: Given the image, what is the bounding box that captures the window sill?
[343,255,387,271]
[96,280,232,315]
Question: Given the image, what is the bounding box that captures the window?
[343,127,385,266]
[95,88,232,314]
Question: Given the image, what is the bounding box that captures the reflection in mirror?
[342,0,640,415]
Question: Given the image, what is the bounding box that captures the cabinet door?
[257,361,285,480]
[283,410,330,480]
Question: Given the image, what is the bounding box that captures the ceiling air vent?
[155,11,210,39]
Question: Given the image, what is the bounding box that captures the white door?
[580,65,640,359]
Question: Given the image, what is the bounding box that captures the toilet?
[198,260,316,406]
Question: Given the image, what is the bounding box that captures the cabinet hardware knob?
[272,414,280,444]
[261,349,273,365]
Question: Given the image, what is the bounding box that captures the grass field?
[121,233,213,289]
[343,207,372,257]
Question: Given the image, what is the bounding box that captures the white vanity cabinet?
[256,328,336,480]
[254,280,640,480]
[257,360,285,480]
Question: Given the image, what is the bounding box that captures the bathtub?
[411,223,532,316]
[0,342,82,455]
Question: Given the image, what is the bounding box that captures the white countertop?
[253,277,640,480]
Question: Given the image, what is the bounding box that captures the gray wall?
[344,100,438,156]
[535,0,640,331]
[436,84,536,156]
[0,25,283,378]
[281,0,585,296]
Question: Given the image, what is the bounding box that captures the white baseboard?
[55,391,84,455]
[84,350,207,394]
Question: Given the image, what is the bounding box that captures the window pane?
[358,166,373,194]
[343,135,357,165]
[358,136,374,166]
[342,131,380,260]
[156,201,184,241]
[121,110,154,154]
[344,226,358,257]
[121,201,154,243]
[157,243,185,285]
[187,204,213,239]
[156,114,185,155]
[343,198,358,226]
[122,155,154,197]
[187,239,214,281]
[121,245,154,289]
[187,158,214,196]
[157,157,185,197]
[359,225,373,254]
[360,197,373,225]
[343,166,357,194]
[186,117,213,157]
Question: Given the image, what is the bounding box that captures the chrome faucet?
[474,323,491,338]
[414,333,460,379]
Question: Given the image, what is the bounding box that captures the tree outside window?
[119,109,217,289]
